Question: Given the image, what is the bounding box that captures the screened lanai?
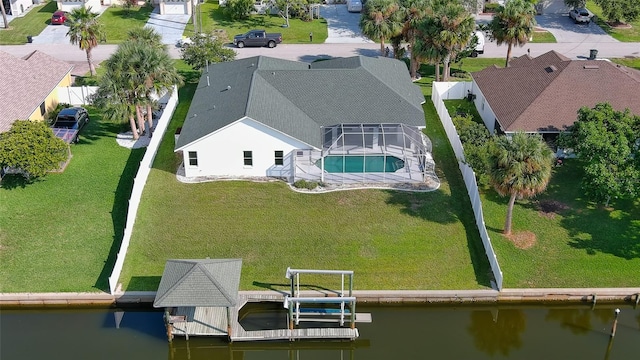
[294,123,438,186]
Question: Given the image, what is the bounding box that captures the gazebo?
[153,258,242,341]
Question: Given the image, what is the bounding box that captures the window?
[274,151,284,166]
[40,102,46,116]
[243,151,253,166]
[188,151,198,166]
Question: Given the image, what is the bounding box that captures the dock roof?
[153,259,242,308]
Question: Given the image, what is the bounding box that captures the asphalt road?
[1,0,638,74]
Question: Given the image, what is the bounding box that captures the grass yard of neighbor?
[184,1,328,44]
[100,4,155,44]
[0,108,144,292]
[530,30,557,43]
[481,161,640,288]
[0,2,56,44]
[586,0,640,42]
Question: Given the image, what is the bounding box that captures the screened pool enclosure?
[294,124,437,186]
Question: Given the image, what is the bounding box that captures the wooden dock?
[169,294,364,342]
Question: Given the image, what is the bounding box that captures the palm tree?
[127,26,164,49]
[414,17,446,81]
[1,0,9,30]
[360,0,403,56]
[435,2,475,81]
[399,0,432,79]
[488,0,536,67]
[67,6,106,76]
[487,132,555,235]
[414,0,474,81]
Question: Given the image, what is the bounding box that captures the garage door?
[164,4,186,14]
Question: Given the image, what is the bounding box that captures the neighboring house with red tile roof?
[469,50,640,138]
[0,51,74,133]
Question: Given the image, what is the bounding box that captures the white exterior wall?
[10,0,34,15]
[181,118,313,180]
[58,0,101,12]
[471,80,499,134]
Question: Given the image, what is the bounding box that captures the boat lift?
[284,268,369,330]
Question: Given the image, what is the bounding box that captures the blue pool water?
[316,155,404,173]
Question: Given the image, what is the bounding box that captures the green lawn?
[0,109,144,292]
[0,1,57,45]
[481,161,640,288]
[118,61,492,292]
[611,58,640,70]
[100,4,154,44]
[184,1,328,44]
[587,0,640,42]
[530,30,556,43]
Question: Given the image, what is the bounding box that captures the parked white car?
[569,8,592,24]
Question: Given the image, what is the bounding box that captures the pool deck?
[2,289,640,307]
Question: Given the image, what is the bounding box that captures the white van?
[471,30,485,57]
[347,0,362,12]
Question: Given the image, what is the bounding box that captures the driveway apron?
[320,4,372,44]
[144,7,191,46]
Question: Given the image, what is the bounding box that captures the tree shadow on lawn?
[110,5,154,22]
[209,8,280,30]
[561,201,639,260]
[94,146,146,292]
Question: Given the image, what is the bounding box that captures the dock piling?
[610,308,620,338]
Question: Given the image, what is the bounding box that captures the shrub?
[484,3,500,13]
[452,114,492,175]
[293,180,319,190]
[46,103,71,125]
[224,0,254,20]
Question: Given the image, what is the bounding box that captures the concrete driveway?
[144,7,191,46]
[31,24,72,45]
[320,4,372,44]
[30,6,109,45]
[535,0,617,43]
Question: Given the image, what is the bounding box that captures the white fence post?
[431,82,504,290]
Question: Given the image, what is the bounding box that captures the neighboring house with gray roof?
[469,50,640,138]
[0,50,74,133]
[175,55,426,180]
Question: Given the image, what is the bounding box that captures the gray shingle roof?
[472,50,640,132]
[0,51,74,132]
[153,258,242,308]
[176,56,426,150]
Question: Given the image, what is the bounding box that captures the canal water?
[1,303,638,359]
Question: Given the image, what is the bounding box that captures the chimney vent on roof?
[583,64,599,69]
[545,65,557,73]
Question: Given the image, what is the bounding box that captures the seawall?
[1,288,640,307]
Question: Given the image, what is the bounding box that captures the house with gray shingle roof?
[469,50,640,138]
[175,55,428,181]
[0,50,74,133]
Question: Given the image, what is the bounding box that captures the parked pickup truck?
[51,107,89,144]
[233,30,282,48]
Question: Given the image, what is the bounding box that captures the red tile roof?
[0,51,74,132]
[471,51,640,133]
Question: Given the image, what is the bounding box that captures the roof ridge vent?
[545,65,558,73]
[583,64,600,69]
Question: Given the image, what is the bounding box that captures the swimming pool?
[316,155,404,173]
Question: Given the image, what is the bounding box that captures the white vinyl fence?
[432,82,504,290]
[108,86,179,294]
[57,86,99,105]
